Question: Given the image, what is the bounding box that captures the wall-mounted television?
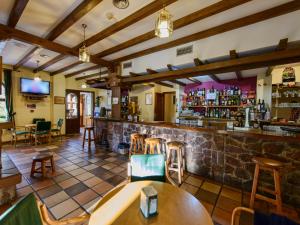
[20,78,50,95]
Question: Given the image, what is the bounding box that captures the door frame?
[79,91,95,126]
[65,89,80,134]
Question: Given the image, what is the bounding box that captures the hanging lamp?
[79,24,90,63]
[34,60,41,81]
[155,7,173,38]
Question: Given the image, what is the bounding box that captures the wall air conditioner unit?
[176,45,193,56]
[123,61,132,69]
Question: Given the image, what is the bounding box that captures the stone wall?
[95,120,300,207]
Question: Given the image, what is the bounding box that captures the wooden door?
[80,94,85,127]
[154,93,165,121]
[66,89,80,134]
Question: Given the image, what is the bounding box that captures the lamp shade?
[155,8,173,38]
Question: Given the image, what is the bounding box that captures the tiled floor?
[2,135,300,225]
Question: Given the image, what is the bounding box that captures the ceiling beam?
[167,64,201,84]
[13,47,40,70]
[50,61,84,76]
[95,0,251,58]
[229,50,242,80]
[266,38,289,76]
[7,0,29,28]
[113,0,300,63]
[194,58,221,83]
[121,45,300,84]
[130,72,173,88]
[147,68,185,86]
[22,0,103,71]
[33,55,68,73]
[65,65,100,78]
[0,24,113,68]
[75,70,108,80]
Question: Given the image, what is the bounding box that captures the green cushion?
[15,131,30,135]
[0,193,43,225]
[130,154,166,182]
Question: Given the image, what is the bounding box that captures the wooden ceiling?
[0,0,299,83]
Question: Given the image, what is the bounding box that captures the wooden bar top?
[94,117,300,141]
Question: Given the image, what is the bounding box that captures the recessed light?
[40,54,49,58]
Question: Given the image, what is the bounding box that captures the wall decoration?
[26,103,36,110]
[54,96,65,104]
[112,97,119,105]
[145,93,153,105]
[282,67,296,86]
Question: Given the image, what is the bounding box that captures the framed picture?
[54,96,65,104]
[112,97,119,105]
[145,93,153,105]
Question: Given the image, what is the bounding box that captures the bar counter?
[94,117,300,207]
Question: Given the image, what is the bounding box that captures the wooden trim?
[34,55,68,73]
[229,50,242,80]
[95,0,250,58]
[0,56,2,95]
[155,81,174,88]
[147,69,185,86]
[113,1,300,63]
[51,61,84,76]
[187,77,202,84]
[75,70,108,80]
[122,46,300,84]
[14,47,40,70]
[194,58,220,83]
[7,0,29,28]
[65,65,100,78]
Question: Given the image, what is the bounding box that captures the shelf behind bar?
[187,105,243,108]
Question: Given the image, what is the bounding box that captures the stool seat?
[33,153,53,161]
[252,157,284,168]
[167,141,184,148]
[144,138,162,154]
[129,133,145,157]
[31,153,55,178]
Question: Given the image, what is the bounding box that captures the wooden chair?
[51,118,63,141]
[250,157,284,213]
[166,141,185,185]
[30,153,55,178]
[10,112,31,148]
[129,133,145,157]
[231,207,254,225]
[0,193,89,225]
[33,121,52,146]
[82,126,96,149]
[144,138,162,154]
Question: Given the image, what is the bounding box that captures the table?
[89,181,214,225]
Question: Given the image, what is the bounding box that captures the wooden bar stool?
[82,126,96,149]
[250,156,284,213]
[166,141,185,184]
[144,138,162,154]
[30,153,55,178]
[129,133,145,157]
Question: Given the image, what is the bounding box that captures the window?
[0,84,8,122]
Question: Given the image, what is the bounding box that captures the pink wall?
[184,77,257,94]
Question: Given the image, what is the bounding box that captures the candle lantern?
[140,186,158,218]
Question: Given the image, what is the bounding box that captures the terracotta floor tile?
[216,196,241,214]
[201,201,214,215]
[53,173,72,183]
[16,176,29,189]
[92,181,114,195]
[83,164,98,171]
[110,166,125,174]
[102,163,117,170]
[73,189,99,205]
[180,183,199,195]
[63,164,79,172]
[105,157,118,162]
[68,168,86,176]
[43,191,70,208]
[201,181,221,194]
[37,184,62,199]
[221,187,242,203]
[76,172,95,181]
[82,196,102,214]
[50,198,79,220]
[106,175,125,186]
[185,176,203,187]
[196,189,218,205]
[17,186,33,197]
[31,179,55,191]
[62,207,86,220]
[64,182,88,197]
[212,207,232,225]
[58,177,80,189]
[83,177,103,188]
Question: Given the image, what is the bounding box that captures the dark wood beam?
[167,64,200,85]
[114,1,300,63]
[7,0,29,28]
[187,78,202,85]
[229,50,243,80]
[0,24,113,68]
[50,61,84,76]
[194,58,221,83]
[147,68,185,86]
[95,0,250,58]
[266,38,289,76]
[130,72,173,88]
[75,70,108,80]
[122,46,300,84]
[65,65,100,78]
[13,47,39,70]
[33,55,68,73]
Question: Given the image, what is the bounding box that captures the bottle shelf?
[187,105,242,108]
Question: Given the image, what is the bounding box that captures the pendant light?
[113,0,129,9]
[79,24,90,63]
[34,60,41,81]
[155,7,173,38]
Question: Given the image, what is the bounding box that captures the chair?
[51,118,63,141]
[128,154,176,186]
[0,193,89,225]
[32,118,45,124]
[33,121,52,146]
[10,112,31,148]
[166,141,185,184]
[129,133,145,158]
[82,126,96,149]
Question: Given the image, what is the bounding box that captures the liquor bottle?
[257,99,261,112]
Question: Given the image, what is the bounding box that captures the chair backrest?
[32,118,45,124]
[57,118,63,128]
[0,193,43,225]
[130,154,166,182]
[36,121,51,132]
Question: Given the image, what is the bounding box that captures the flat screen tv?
[20,78,50,95]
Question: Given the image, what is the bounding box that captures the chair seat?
[34,131,49,135]
[252,157,284,168]
[15,130,30,135]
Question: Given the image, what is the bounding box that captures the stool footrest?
[255,193,276,205]
[260,187,276,195]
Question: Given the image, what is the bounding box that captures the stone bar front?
[94,118,300,207]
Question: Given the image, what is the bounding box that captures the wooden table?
[89,181,213,225]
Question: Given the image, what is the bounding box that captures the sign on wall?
[282,67,296,86]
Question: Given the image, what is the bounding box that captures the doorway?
[154,92,176,122]
[80,92,94,127]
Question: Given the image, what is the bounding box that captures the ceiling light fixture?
[81,83,87,89]
[113,0,129,9]
[34,60,41,81]
[155,7,173,38]
[79,24,90,63]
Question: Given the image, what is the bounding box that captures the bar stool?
[129,133,145,157]
[166,141,185,184]
[250,156,284,213]
[99,127,108,145]
[82,126,96,149]
[30,153,55,178]
[144,138,162,154]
